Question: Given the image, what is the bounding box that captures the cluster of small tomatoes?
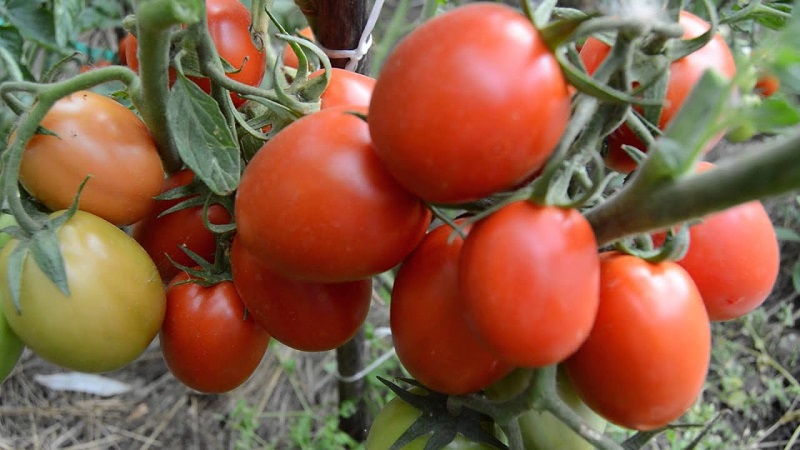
[0,0,784,448]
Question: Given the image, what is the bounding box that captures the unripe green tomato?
[366,392,498,450]
[725,122,757,143]
[0,214,24,383]
[0,211,166,373]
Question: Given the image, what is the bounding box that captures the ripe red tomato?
[755,74,780,98]
[160,271,270,393]
[580,11,736,173]
[391,220,514,395]
[118,33,134,66]
[654,162,779,321]
[565,252,711,430]
[18,91,164,226]
[230,236,371,352]
[0,211,166,373]
[316,68,375,109]
[368,3,570,203]
[235,106,431,283]
[125,0,266,107]
[131,169,232,283]
[458,201,600,367]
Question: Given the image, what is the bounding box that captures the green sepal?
[27,226,69,297]
[167,71,241,196]
[5,241,29,313]
[378,378,508,450]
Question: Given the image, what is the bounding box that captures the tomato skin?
[316,68,375,109]
[160,272,270,393]
[131,169,232,283]
[458,201,600,368]
[125,0,266,107]
[118,33,133,66]
[229,236,371,352]
[365,393,498,450]
[564,252,711,430]
[580,11,736,173]
[235,106,431,283]
[391,220,513,395]
[18,91,164,226]
[0,211,166,373]
[368,3,570,203]
[658,162,779,321]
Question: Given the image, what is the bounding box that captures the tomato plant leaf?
[28,227,70,297]
[53,0,82,49]
[746,97,800,132]
[775,226,800,242]
[1,0,59,50]
[168,72,241,196]
[792,262,800,293]
[5,241,29,313]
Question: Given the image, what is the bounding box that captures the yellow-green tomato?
[0,210,166,373]
[366,394,498,450]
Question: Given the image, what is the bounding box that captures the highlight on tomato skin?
[390,220,514,396]
[564,252,711,431]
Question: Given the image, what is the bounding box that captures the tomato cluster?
[0,0,785,448]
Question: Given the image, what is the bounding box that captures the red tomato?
[565,252,711,430]
[655,161,779,321]
[755,74,780,98]
[580,11,736,173]
[131,169,232,283]
[282,26,314,69]
[368,3,570,203]
[234,106,431,282]
[230,236,371,352]
[18,91,164,226]
[125,0,266,107]
[118,33,134,66]
[315,68,375,109]
[458,201,600,367]
[160,272,270,393]
[391,220,514,395]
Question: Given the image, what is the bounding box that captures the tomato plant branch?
[132,0,204,173]
[533,366,624,450]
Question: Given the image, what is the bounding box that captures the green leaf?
[747,97,800,132]
[167,73,241,196]
[754,4,793,30]
[2,0,59,50]
[775,226,800,242]
[792,262,800,292]
[0,25,23,60]
[5,241,28,313]
[29,227,69,297]
[53,0,83,49]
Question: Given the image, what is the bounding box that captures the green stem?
[502,420,524,450]
[533,366,623,450]
[587,128,800,245]
[132,0,204,173]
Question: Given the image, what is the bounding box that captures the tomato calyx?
[378,377,508,450]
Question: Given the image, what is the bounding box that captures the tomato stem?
[132,0,204,173]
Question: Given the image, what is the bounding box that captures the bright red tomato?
[391,220,514,395]
[755,73,780,98]
[18,91,164,226]
[160,272,270,393]
[655,162,779,321]
[580,11,736,173]
[315,68,375,109]
[125,0,266,107]
[368,3,570,203]
[565,252,711,430]
[234,106,431,283]
[230,236,371,352]
[458,201,600,367]
[131,169,232,283]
